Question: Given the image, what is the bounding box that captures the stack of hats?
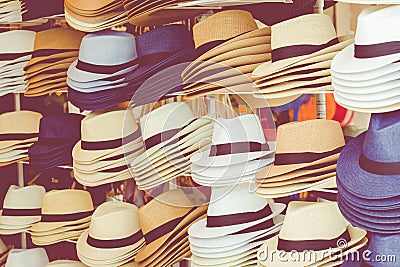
[46,260,86,267]
[182,10,272,98]
[5,248,49,267]
[131,102,213,191]
[258,201,368,267]
[0,185,45,235]
[129,24,196,107]
[77,201,145,266]
[73,110,144,187]
[0,110,42,167]
[337,110,400,234]
[0,239,12,266]
[0,0,24,23]
[67,31,138,111]
[28,113,84,171]
[0,0,64,23]
[189,183,285,266]
[29,190,94,246]
[331,5,400,113]
[190,114,275,187]
[64,0,128,32]
[256,119,344,199]
[0,30,35,96]
[135,189,208,267]
[23,28,84,97]
[251,14,354,107]
[123,0,202,27]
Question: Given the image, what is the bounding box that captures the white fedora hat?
[0,185,45,229]
[191,114,275,168]
[189,183,285,239]
[77,201,144,264]
[46,260,87,267]
[5,248,49,267]
[0,30,35,68]
[258,201,367,267]
[67,30,137,83]
[332,5,400,76]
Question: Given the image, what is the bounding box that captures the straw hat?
[258,201,367,267]
[0,30,34,68]
[46,260,87,267]
[31,190,93,233]
[135,189,208,263]
[0,185,45,233]
[77,201,144,265]
[5,248,49,267]
[331,5,400,113]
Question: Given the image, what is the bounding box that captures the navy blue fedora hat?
[365,233,400,267]
[337,109,400,200]
[28,113,84,170]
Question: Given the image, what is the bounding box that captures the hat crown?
[138,189,198,235]
[136,25,193,58]
[6,248,49,267]
[34,28,84,50]
[89,202,141,240]
[0,30,35,53]
[276,119,345,154]
[208,183,267,216]
[41,190,93,215]
[271,14,336,50]
[193,10,258,49]
[79,31,137,66]
[46,260,86,267]
[211,114,266,146]
[363,110,400,163]
[0,111,42,134]
[355,5,400,46]
[279,202,347,241]
[3,185,45,209]
[140,102,195,141]
[81,110,138,142]
[38,114,83,140]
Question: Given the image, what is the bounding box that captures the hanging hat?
[331,5,400,113]
[64,0,127,32]
[189,183,284,266]
[73,109,143,187]
[77,201,145,266]
[134,189,208,265]
[0,185,45,234]
[30,190,93,245]
[256,119,344,198]
[28,113,84,171]
[5,248,49,267]
[46,260,87,267]
[258,201,367,267]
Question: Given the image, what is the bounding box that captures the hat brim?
[28,221,91,237]
[333,91,400,113]
[24,51,79,69]
[0,55,31,69]
[337,132,400,199]
[257,171,336,188]
[188,203,285,239]
[31,215,92,233]
[191,248,257,266]
[258,226,366,267]
[331,44,400,75]
[0,212,40,227]
[25,57,76,75]
[67,75,126,89]
[74,151,141,173]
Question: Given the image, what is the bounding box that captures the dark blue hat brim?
[337,132,400,199]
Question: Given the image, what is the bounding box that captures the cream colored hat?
[258,201,367,267]
[5,248,49,267]
[77,201,144,266]
[46,260,87,267]
[0,185,45,233]
[31,190,93,233]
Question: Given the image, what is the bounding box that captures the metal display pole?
[315,0,327,119]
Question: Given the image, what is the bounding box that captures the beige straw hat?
[258,201,367,267]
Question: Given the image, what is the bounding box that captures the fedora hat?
[5,248,49,267]
[77,201,144,266]
[31,189,93,233]
[0,30,34,68]
[0,185,45,234]
[0,110,42,155]
[134,189,208,264]
[191,114,275,171]
[28,113,84,171]
[258,201,367,267]
[46,260,87,267]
